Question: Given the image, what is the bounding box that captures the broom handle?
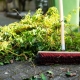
[59,0,65,51]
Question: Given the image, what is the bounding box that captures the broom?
[36,51,80,65]
[36,0,80,65]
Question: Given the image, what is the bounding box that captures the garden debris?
[65,72,76,77]
[4,72,9,75]
[65,68,76,77]
[46,70,54,78]
[10,59,14,64]
[60,67,68,72]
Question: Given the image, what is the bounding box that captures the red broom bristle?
[36,51,80,65]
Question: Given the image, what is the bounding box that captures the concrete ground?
[0,12,19,26]
[0,12,80,80]
[0,61,80,80]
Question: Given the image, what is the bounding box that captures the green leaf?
[0,62,4,65]
[40,73,47,80]
[15,57,20,61]
[65,71,73,77]
[4,60,10,64]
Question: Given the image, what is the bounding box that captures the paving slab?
[0,61,80,80]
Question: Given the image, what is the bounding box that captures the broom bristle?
[36,51,80,65]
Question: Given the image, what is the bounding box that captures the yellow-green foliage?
[0,7,79,65]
